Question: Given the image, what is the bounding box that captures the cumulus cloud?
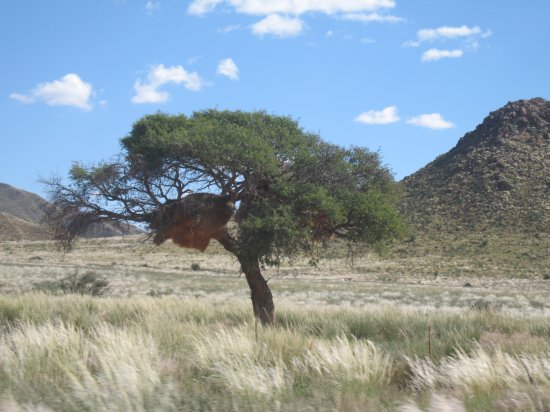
[189,0,400,34]
[145,1,160,14]
[354,106,399,125]
[340,12,403,23]
[251,14,304,37]
[405,25,491,47]
[421,48,463,62]
[218,24,241,33]
[188,0,223,15]
[418,25,481,41]
[217,58,239,80]
[361,37,376,44]
[187,55,202,65]
[407,113,454,129]
[132,64,203,104]
[189,0,400,37]
[9,73,94,110]
[188,0,396,16]
[9,93,34,104]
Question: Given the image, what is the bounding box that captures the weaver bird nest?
[148,193,236,251]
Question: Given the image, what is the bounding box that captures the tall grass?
[0,321,180,411]
[1,293,550,411]
[408,345,550,392]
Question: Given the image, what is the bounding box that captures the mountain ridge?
[0,182,141,241]
[401,97,549,234]
[0,182,51,224]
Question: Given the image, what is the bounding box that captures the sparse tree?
[45,110,405,325]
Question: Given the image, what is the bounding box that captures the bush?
[146,288,174,297]
[34,272,110,296]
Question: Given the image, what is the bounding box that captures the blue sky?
[1,0,549,198]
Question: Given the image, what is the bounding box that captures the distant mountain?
[0,183,141,241]
[0,211,51,241]
[401,98,550,234]
[0,182,50,224]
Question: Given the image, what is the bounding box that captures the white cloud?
[405,25,491,47]
[217,58,239,80]
[189,0,398,38]
[9,93,34,104]
[418,25,481,42]
[481,30,493,38]
[188,0,223,15]
[326,30,334,37]
[355,106,399,125]
[187,55,202,65]
[251,14,304,37]
[421,48,463,62]
[218,24,241,33]
[361,37,376,44]
[132,64,204,104]
[402,40,421,47]
[145,1,160,14]
[340,12,403,23]
[407,113,454,129]
[10,73,94,110]
[188,0,396,16]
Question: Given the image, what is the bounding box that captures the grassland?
[0,235,549,411]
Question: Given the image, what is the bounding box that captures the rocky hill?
[0,183,141,241]
[401,98,550,234]
[0,211,51,241]
[0,183,52,224]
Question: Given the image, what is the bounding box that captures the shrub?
[146,288,174,297]
[34,272,110,296]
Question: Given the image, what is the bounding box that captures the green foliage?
[49,109,406,263]
[235,143,406,262]
[123,110,405,261]
[121,110,306,176]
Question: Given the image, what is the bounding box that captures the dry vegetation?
[0,235,549,411]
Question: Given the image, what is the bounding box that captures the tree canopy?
[45,109,406,324]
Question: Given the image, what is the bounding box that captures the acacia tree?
[45,110,405,325]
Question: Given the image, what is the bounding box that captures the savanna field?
[1,234,549,411]
[3,0,550,410]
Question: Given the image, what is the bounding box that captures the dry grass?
[0,294,549,410]
[0,295,399,410]
[1,236,549,313]
[0,236,549,410]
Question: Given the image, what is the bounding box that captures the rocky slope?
[401,98,550,234]
[0,183,141,241]
[0,183,52,224]
[0,211,51,241]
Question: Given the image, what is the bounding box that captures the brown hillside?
[0,183,142,240]
[0,182,50,224]
[401,98,550,234]
[0,211,51,241]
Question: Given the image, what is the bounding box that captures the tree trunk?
[239,257,275,326]
[216,232,275,326]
